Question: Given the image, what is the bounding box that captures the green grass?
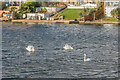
[56,9,83,20]
[103,17,118,21]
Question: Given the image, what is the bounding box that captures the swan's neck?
[32,48,35,52]
[84,55,86,61]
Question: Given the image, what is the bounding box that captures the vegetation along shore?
[0,1,120,24]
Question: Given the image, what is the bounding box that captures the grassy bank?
[56,9,83,20]
[103,17,118,21]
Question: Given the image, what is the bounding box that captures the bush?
[14,12,23,19]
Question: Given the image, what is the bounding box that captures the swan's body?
[26,45,35,52]
[63,44,73,50]
[84,54,91,62]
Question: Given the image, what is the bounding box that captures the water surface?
[2,23,119,78]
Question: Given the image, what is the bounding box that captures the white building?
[68,3,97,9]
[27,13,53,20]
[105,0,119,17]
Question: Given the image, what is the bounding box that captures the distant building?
[63,0,97,9]
[1,0,27,8]
[83,0,104,3]
[62,0,101,7]
[67,3,97,8]
[36,6,66,13]
[64,0,83,6]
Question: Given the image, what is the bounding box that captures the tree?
[9,7,17,13]
[16,2,37,19]
[111,8,120,20]
[79,10,84,18]
[19,2,37,13]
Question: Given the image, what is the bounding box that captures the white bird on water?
[84,54,91,62]
[26,45,35,52]
[63,44,73,50]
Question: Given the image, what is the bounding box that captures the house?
[0,11,12,19]
[2,13,12,18]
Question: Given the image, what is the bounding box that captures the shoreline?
[11,19,120,24]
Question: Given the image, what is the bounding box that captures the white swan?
[63,44,73,50]
[84,54,91,62]
[26,45,35,52]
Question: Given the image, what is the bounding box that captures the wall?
[27,13,53,20]
[42,7,56,13]
[44,13,53,18]
[56,6,66,12]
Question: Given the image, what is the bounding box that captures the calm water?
[2,23,119,78]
